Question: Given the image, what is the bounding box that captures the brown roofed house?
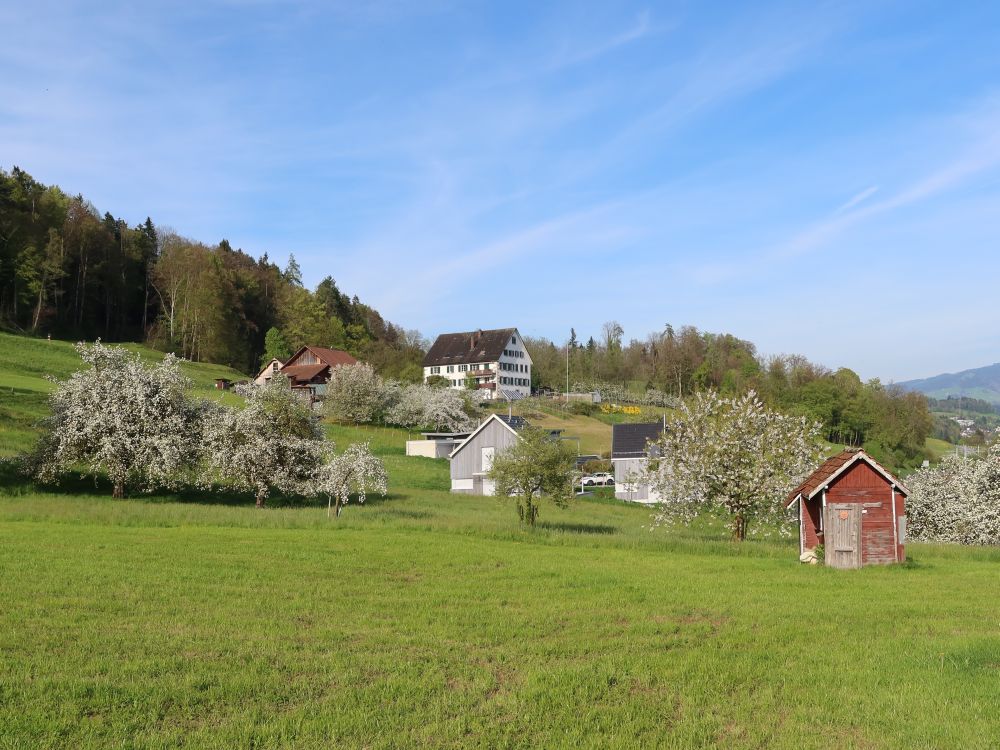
[278,345,357,397]
[423,328,532,401]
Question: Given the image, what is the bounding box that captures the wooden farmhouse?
[786,449,908,569]
[278,346,357,397]
[254,358,283,386]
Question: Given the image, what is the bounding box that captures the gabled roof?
[284,345,357,369]
[611,422,664,459]
[254,358,283,380]
[423,328,520,367]
[497,415,528,431]
[448,413,524,458]
[785,449,909,507]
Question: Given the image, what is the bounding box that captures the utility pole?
[565,339,570,410]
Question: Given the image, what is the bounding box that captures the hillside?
[0,332,245,457]
[899,362,1000,405]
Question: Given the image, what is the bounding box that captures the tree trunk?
[256,489,266,508]
[732,514,747,541]
[113,482,124,499]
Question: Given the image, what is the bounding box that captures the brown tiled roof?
[423,328,518,367]
[787,449,860,504]
[281,363,329,384]
[305,346,357,367]
[786,448,909,505]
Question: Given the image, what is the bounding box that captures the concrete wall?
[406,439,459,459]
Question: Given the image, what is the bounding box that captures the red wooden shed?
[786,449,908,569]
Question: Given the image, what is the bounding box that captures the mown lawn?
[2,426,1000,749]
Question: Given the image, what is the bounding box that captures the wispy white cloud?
[833,185,879,215]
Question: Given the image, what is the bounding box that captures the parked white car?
[580,472,614,487]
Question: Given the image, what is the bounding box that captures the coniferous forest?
[0,167,426,378]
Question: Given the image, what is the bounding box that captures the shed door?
[824,504,861,569]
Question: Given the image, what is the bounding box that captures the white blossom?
[383,383,476,432]
[32,341,201,498]
[907,445,1000,545]
[648,390,823,540]
[203,374,324,507]
[310,441,388,517]
[323,362,387,424]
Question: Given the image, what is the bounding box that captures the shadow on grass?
[536,520,618,535]
[0,461,403,512]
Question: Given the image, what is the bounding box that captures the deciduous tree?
[649,390,823,540]
[32,341,201,498]
[203,375,323,507]
[311,442,388,518]
[487,427,577,526]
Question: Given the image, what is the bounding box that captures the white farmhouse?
[422,328,532,401]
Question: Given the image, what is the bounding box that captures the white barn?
[448,414,526,495]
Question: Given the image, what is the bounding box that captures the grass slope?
[0,332,245,457]
[2,422,1000,748]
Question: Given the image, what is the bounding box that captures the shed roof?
[611,422,664,459]
[423,328,519,367]
[281,363,328,384]
[785,449,909,507]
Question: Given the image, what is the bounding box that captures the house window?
[430,366,441,374]
[511,336,516,344]
[459,364,468,372]
[447,365,454,373]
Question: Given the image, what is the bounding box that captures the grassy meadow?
[1,334,999,748]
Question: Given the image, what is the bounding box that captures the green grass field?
[0,332,245,457]
[1,334,998,748]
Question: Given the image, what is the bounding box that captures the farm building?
[448,414,524,495]
[279,345,357,397]
[423,328,532,401]
[254,358,283,386]
[786,449,908,569]
[449,414,563,495]
[611,422,664,503]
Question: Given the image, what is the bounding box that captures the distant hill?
[899,362,1000,405]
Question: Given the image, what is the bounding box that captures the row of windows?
[500,377,529,386]
[503,349,525,359]
[500,362,527,372]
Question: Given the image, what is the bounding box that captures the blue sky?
[3,1,1000,381]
